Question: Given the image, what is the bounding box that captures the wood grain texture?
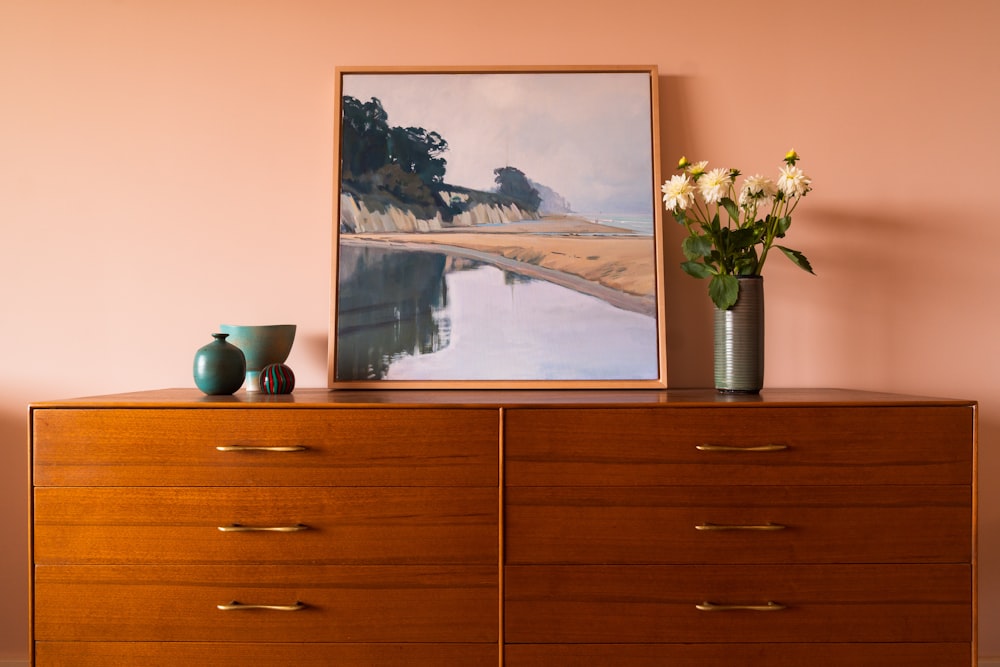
[504,564,972,643]
[35,564,498,643]
[35,642,498,666]
[506,485,971,564]
[504,643,971,666]
[35,486,498,564]
[504,406,974,485]
[28,386,976,408]
[33,408,498,486]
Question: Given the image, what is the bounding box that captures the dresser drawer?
[505,407,973,485]
[33,408,498,486]
[35,564,498,643]
[504,643,971,666]
[35,486,497,564]
[506,485,971,564]
[504,564,971,643]
[35,642,498,667]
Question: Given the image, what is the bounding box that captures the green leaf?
[681,260,713,279]
[709,274,739,310]
[715,227,729,253]
[777,245,815,274]
[729,227,757,252]
[774,215,792,236]
[733,254,758,275]
[682,234,713,260]
[721,197,739,222]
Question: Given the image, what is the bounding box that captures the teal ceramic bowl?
[218,324,296,391]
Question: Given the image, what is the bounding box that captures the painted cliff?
[340,193,533,234]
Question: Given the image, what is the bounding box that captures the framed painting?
[329,65,666,388]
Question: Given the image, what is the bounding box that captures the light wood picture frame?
[329,65,665,388]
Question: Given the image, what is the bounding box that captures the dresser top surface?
[29,387,976,410]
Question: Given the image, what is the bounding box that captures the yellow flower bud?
[677,156,690,170]
[784,149,799,164]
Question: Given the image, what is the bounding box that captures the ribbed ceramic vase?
[713,275,764,393]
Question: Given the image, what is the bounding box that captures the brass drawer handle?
[696,444,788,452]
[696,601,786,612]
[696,522,786,531]
[217,601,306,611]
[218,524,310,533]
[216,445,308,452]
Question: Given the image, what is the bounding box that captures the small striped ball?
[259,363,295,394]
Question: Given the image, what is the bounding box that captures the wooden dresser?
[29,388,977,666]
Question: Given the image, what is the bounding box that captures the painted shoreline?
[338,216,657,317]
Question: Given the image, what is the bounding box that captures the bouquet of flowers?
[661,149,814,309]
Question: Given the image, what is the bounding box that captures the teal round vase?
[193,333,246,395]
[713,276,764,393]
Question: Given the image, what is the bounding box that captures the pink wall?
[2,0,998,660]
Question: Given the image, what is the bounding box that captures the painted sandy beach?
[340,215,657,317]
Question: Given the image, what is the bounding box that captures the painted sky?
[340,71,655,216]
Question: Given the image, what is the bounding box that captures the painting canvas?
[329,66,665,388]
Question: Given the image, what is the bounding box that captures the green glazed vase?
[193,333,246,395]
[713,276,764,393]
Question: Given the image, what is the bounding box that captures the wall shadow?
[658,73,720,388]
[0,408,29,659]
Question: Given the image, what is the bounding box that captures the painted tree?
[494,166,541,213]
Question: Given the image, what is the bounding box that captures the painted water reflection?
[336,244,658,381]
